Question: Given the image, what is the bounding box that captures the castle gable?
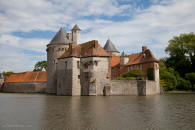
[127,49,158,66]
[59,40,109,59]
[110,49,158,67]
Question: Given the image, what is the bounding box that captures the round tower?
[47,27,71,94]
[71,24,81,44]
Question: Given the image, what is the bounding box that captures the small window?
[139,64,142,70]
[65,61,67,69]
[78,75,80,79]
[62,48,64,51]
[53,60,55,64]
[85,72,89,81]
[94,61,98,66]
[77,61,80,69]
[84,64,88,69]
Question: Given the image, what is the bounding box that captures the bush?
[176,77,192,90]
[159,62,177,91]
[147,68,154,80]
[2,71,14,77]
[125,77,137,80]
[116,77,136,80]
[122,69,143,78]
[185,73,195,90]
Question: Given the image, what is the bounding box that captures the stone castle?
[46,24,160,96]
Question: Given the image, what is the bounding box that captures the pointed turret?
[72,24,81,44]
[72,24,81,31]
[103,39,119,56]
[49,27,70,45]
[104,39,119,52]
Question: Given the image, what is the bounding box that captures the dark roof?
[103,39,119,52]
[49,27,71,45]
[59,40,109,58]
[72,24,81,31]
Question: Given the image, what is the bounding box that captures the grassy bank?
[164,90,195,94]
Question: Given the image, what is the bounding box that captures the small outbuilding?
[2,71,47,93]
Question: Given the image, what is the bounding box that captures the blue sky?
[0,0,195,72]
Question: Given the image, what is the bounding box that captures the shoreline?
[164,91,195,94]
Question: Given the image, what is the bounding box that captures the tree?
[122,69,143,80]
[185,73,195,90]
[2,71,14,77]
[159,61,177,91]
[165,32,195,76]
[147,68,154,80]
[33,61,47,71]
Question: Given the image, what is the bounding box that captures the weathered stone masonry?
[46,24,160,96]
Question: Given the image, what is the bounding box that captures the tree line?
[160,32,195,91]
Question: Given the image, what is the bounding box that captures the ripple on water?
[0,93,195,130]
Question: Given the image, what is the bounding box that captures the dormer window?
[143,53,146,58]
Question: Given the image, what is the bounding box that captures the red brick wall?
[111,62,156,79]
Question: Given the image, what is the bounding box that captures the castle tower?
[46,27,71,94]
[56,44,81,96]
[103,39,120,56]
[120,51,129,65]
[71,24,81,44]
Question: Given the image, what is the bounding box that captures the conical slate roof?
[49,27,70,44]
[72,24,81,31]
[103,39,119,52]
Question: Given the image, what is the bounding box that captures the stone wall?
[57,57,81,96]
[2,82,46,93]
[80,57,110,96]
[0,79,4,91]
[110,80,160,96]
[146,80,160,95]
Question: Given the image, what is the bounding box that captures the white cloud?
[0,0,195,72]
[0,34,48,52]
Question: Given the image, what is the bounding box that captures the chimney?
[142,46,147,52]
[120,51,129,65]
[67,33,71,40]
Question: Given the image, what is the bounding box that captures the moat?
[0,93,195,130]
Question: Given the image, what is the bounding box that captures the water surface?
[0,93,195,130]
